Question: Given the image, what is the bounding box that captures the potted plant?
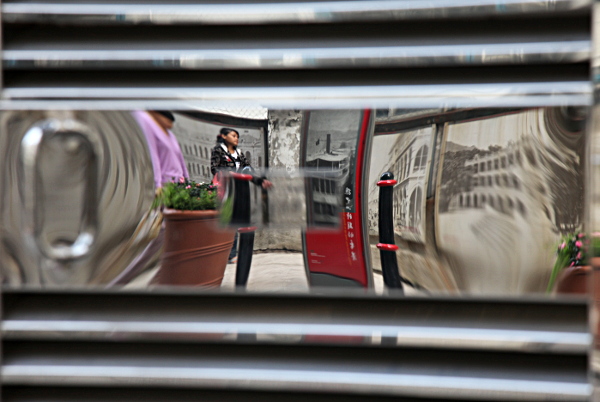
[548,232,600,294]
[151,177,235,287]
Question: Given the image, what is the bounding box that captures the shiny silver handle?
[20,119,99,261]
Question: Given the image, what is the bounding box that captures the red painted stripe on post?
[377,180,397,187]
[238,226,257,233]
[376,243,399,251]
[231,173,253,181]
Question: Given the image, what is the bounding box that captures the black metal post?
[235,226,256,287]
[377,172,403,291]
[233,167,255,287]
[231,169,252,226]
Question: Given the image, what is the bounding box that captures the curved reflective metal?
[369,106,587,295]
[3,41,590,70]
[20,119,99,261]
[0,111,155,286]
[2,0,591,25]
[0,106,592,294]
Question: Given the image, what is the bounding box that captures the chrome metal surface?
[1,0,591,25]
[2,320,591,353]
[0,290,591,401]
[0,111,155,286]
[0,82,592,110]
[369,107,588,294]
[1,363,589,401]
[3,41,590,70]
[20,119,99,261]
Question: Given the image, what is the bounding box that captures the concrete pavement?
[128,251,386,293]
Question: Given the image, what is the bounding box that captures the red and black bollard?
[377,172,404,291]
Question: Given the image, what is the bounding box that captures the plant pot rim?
[163,208,218,220]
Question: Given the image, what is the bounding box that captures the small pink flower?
[559,242,566,250]
[186,185,191,189]
[577,252,582,260]
[196,183,201,187]
[578,233,585,238]
[570,262,575,267]
[576,240,583,248]
[208,191,213,194]
[179,177,185,183]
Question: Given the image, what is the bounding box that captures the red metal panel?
[303,110,372,287]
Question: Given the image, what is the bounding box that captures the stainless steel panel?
[1,292,590,353]
[2,0,591,25]
[0,82,592,110]
[2,40,590,70]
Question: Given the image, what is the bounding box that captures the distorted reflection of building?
[170,112,266,184]
[389,131,429,240]
[369,107,585,294]
[442,123,579,233]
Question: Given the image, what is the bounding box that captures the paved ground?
[128,251,386,293]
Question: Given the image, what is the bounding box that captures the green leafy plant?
[154,177,217,211]
[547,232,600,292]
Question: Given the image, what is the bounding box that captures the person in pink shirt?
[109,110,188,286]
[132,110,189,189]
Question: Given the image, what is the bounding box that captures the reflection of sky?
[369,134,399,185]
[448,114,521,150]
[306,110,362,157]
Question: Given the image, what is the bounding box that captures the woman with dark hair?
[211,127,272,263]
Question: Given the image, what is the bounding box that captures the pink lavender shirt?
[132,111,189,188]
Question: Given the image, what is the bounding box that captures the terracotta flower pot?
[554,265,590,294]
[151,208,235,287]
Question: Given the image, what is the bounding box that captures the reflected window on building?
[481,194,486,204]
[413,146,428,172]
[459,194,463,207]
[515,150,522,166]
[502,174,509,187]
[512,175,520,189]
[495,175,500,186]
[409,187,422,225]
[507,197,514,210]
[494,159,499,169]
[474,194,478,208]
[473,163,478,174]
[497,196,504,212]
[517,200,527,217]
[466,194,471,207]
[473,177,478,187]
[525,147,537,166]
[246,151,251,163]
[543,205,551,220]
[508,153,514,165]
[489,196,494,207]
[487,161,492,170]
[480,162,485,172]
[501,156,507,168]
[488,176,493,186]
[195,145,198,156]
